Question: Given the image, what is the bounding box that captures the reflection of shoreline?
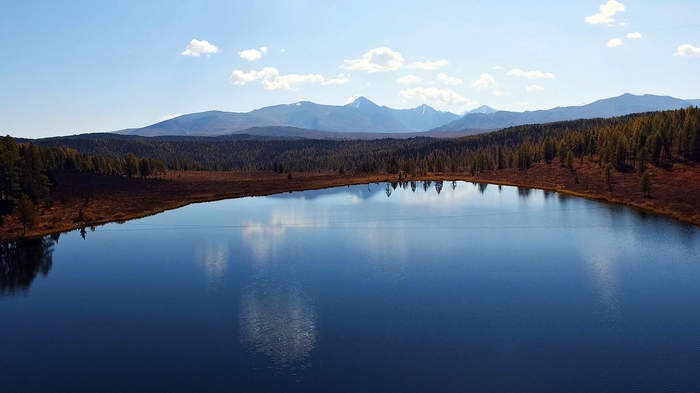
[1,235,57,297]
[10,163,700,244]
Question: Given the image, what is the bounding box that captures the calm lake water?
[2,181,700,392]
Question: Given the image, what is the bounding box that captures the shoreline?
[2,159,699,242]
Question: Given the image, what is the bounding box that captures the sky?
[1,0,699,138]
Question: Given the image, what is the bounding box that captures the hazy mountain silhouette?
[120,97,459,136]
[432,94,698,132]
[117,93,698,137]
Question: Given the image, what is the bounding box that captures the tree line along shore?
[1,106,699,242]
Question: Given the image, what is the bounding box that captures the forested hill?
[23,107,699,174]
[2,107,699,221]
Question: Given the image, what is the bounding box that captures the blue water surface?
[2,181,700,392]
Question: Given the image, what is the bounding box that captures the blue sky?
[1,0,699,138]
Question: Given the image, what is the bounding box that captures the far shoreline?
[2,158,699,243]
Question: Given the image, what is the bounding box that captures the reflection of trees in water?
[435,181,444,195]
[1,235,58,296]
[518,188,532,198]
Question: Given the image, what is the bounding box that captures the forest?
[1,106,699,227]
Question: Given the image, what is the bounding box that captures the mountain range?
[119,94,698,138]
[120,97,462,137]
[432,94,699,132]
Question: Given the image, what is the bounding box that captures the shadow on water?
[1,235,58,297]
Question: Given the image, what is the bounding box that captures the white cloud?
[607,38,623,47]
[239,49,262,61]
[507,69,555,79]
[492,65,503,70]
[341,47,405,73]
[345,94,361,104]
[438,73,463,85]
[321,74,350,86]
[399,87,476,107]
[181,39,218,57]
[471,73,505,96]
[229,67,279,85]
[406,59,449,70]
[626,32,642,39]
[471,73,496,90]
[260,47,268,53]
[526,85,545,93]
[517,102,529,107]
[396,75,422,84]
[674,44,700,58]
[159,114,182,122]
[262,74,324,90]
[586,1,626,25]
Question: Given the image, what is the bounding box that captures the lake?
[2,181,700,392]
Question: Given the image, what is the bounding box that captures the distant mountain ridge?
[432,94,699,132]
[120,97,460,137]
[463,105,498,115]
[119,93,698,137]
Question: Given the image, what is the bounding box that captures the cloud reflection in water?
[239,282,317,367]
[241,208,328,265]
[238,206,320,367]
[584,246,620,324]
[196,242,229,290]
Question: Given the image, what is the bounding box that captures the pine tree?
[18,193,38,234]
[139,157,152,178]
[566,150,574,171]
[434,156,444,174]
[0,136,22,214]
[124,153,139,177]
[603,163,614,191]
